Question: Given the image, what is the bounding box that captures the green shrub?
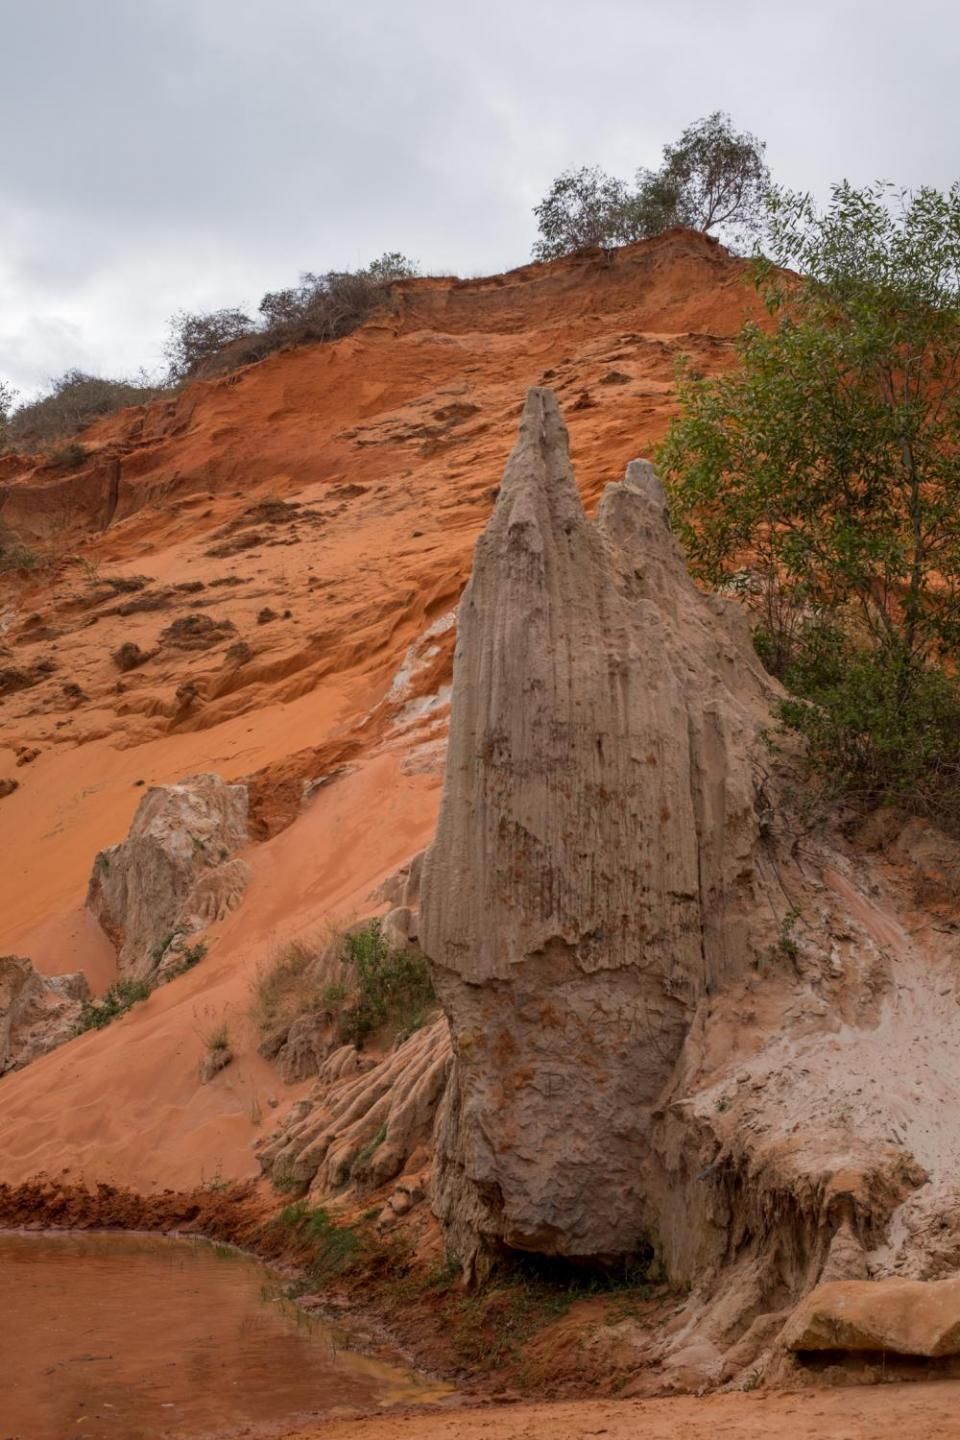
[76,977,152,1032]
[338,920,435,1048]
[773,629,960,830]
[662,180,960,835]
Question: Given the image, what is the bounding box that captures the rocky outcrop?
[258,1019,452,1199]
[87,774,249,978]
[414,387,960,1393]
[0,956,89,1074]
[784,1276,960,1357]
[257,869,451,1200]
[420,388,777,1275]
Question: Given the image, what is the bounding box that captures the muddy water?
[0,1231,445,1439]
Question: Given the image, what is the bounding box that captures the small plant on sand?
[198,1019,234,1083]
[75,977,152,1032]
[202,1162,230,1193]
[205,1021,231,1054]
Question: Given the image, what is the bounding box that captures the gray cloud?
[2,0,958,395]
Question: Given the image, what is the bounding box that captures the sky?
[2,0,959,397]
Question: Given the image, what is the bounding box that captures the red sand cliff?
[0,230,761,1191]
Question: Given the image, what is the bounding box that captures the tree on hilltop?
[531,112,769,260]
[532,166,638,260]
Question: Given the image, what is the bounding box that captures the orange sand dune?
[0,230,760,1191]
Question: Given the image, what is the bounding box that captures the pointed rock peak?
[624,457,667,509]
[493,386,586,532]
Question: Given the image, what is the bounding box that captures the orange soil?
[267,1385,960,1440]
[0,230,761,1194]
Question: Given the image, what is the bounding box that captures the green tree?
[660,181,960,822]
[531,114,769,260]
[635,111,769,246]
[532,165,637,260]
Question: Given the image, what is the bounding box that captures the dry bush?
[163,308,256,383]
[0,538,41,574]
[112,642,149,672]
[250,937,326,1037]
[165,253,419,385]
[7,370,163,448]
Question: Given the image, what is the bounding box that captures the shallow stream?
[0,1230,444,1439]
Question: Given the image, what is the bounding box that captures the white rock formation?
[419,388,778,1275]
[87,773,249,978]
[0,955,89,1074]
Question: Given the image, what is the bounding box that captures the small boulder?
[783,1276,960,1357]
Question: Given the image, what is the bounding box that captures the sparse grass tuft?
[250,939,318,1035]
[274,1202,363,1289]
[206,1021,231,1053]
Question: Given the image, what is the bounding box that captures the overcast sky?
[2,0,958,397]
